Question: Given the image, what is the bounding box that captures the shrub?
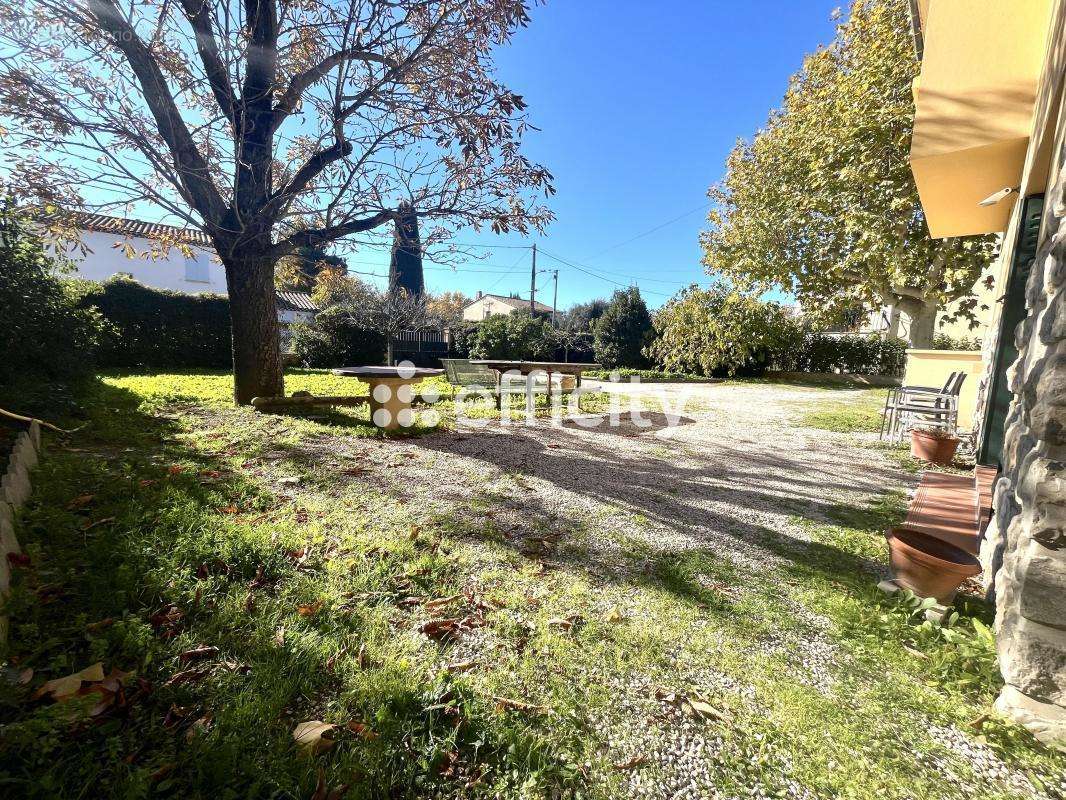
[290,304,386,368]
[447,321,481,358]
[647,285,794,377]
[75,277,233,369]
[933,332,982,351]
[0,209,107,384]
[773,330,907,376]
[467,312,556,361]
[593,288,654,368]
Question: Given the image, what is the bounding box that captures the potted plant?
[886,527,982,603]
[910,426,960,465]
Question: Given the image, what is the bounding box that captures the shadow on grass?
[0,379,577,799]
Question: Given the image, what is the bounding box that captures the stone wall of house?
[988,133,1066,750]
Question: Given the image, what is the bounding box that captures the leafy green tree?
[702,0,996,347]
[0,206,107,386]
[468,312,555,361]
[290,305,386,368]
[646,285,796,377]
[275,244,347,292]
[561,298,609,333]
[593,288,654,368]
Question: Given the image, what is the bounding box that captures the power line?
[581,201,712,262]
[484,249,531,292]
[536,248,675,299]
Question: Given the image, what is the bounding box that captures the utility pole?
[551,269,559,327]
[530,243,537,312]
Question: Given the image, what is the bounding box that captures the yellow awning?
[909,0,1055,238]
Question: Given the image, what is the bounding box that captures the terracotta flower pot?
[886,527,982,603]
[910,429,961,465]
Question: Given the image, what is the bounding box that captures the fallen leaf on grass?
[420,618,460,642]
[967,712,991,731]
[492,696,546,714]
[547,614,582,632]
[167,465,184,476]
[293,720,336,754]
[149,604,185,638]
[310,768,351,800]
[196,558,230,579]
[274,627,286,647]
[423,594,463,612]
[298,600,324,617]
[683,698,727,722]
[186,713,213,741]
[604,606,626,624]
[33,662,106,701]
[66,494,95,510]
[177,645,219,664]
[653,686,731,724]
[612,754,647,771]
[149,763,175,783]
[163,668,210,687]
[6,552,31,568]
[346,720,380,740]
[219,505,240,515]
[86,617,114,633]
[445,659,478,673]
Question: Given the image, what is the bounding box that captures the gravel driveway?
[405,380,909,578]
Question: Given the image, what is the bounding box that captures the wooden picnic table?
[469,360,601,413]
[333,366,443,430]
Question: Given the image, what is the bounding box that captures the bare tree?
[0,0,554,402]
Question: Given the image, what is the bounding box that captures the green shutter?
[977,194,1044,468]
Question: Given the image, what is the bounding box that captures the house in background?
[276,290,319,350]
[47,211,226,295]
[43,211,317,348]
[462,291,552,321]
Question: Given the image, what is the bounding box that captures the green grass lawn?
[797,388,889,433]
[1,371,1063,799]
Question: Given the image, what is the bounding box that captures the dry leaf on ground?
[293,720,336,754]
[612,754,647,771]
[33,662,105,701]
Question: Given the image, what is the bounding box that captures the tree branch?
[272,48,397,130]
[85,0,226,226]
[178,0,236,127]
[271,209,395,256]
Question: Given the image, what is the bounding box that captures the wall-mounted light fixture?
[978,186,1020,207]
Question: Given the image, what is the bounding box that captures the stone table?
[333,366,443,430]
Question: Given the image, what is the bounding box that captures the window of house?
[185,254,211,283]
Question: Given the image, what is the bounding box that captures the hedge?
[772,332,907,377]
[74,277,233,369]
[0,213,107,385]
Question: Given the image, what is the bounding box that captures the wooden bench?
[896,465,998,555]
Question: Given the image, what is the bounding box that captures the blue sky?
[353,0,842,309]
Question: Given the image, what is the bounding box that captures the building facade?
[908,0,1066,747]
[462,291,553,322]
[46,212,317,349]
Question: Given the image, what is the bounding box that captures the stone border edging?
[0,419,41,642]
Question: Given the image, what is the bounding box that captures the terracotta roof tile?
[37,210,212,247]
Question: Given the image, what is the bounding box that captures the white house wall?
[64,230,226,295]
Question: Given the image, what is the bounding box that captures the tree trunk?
[224,254,284,405]
[906,302,938,348]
